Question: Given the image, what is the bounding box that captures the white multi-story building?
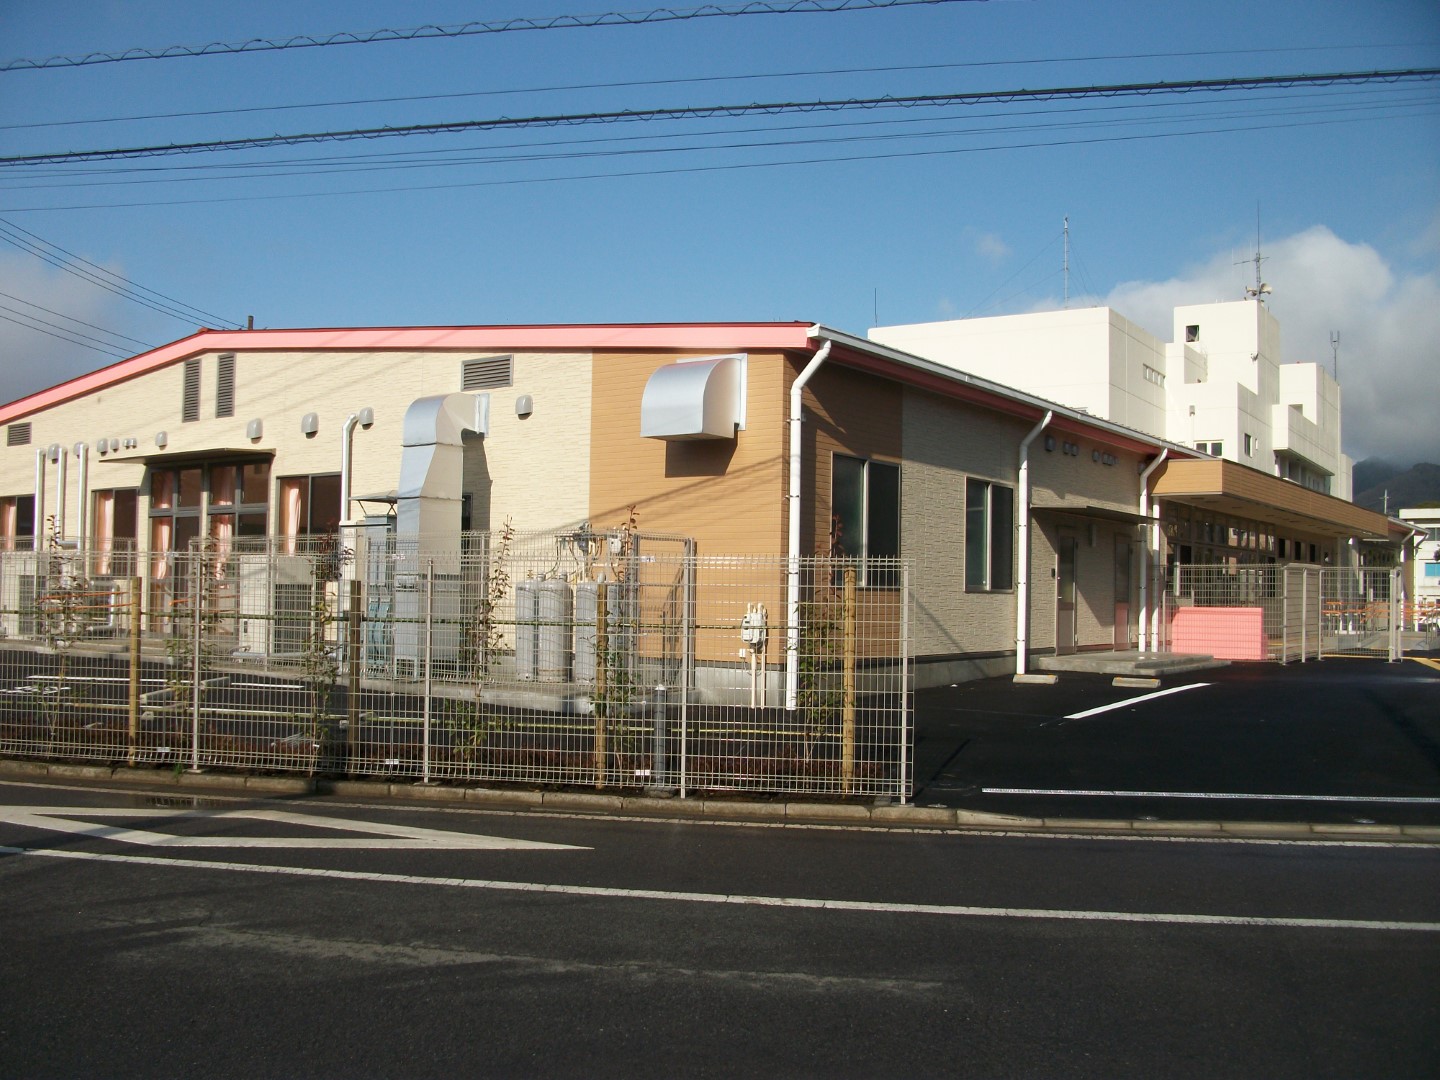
[1401,507,1440,621]
[871,297,1352,500]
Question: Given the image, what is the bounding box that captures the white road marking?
[1064,682,1209,719]
[981,788,1440,805]
[2,844,1435,933]
[0,805,585,850]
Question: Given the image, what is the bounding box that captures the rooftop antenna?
[1239,205,1271,302]
[1063,216,1070,309]
[1330,331,1340,382]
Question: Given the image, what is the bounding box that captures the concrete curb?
[1,758,1436,843]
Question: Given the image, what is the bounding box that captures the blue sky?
[1,0,1437,465]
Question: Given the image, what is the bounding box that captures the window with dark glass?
[965,478,1015,591]
[280,473,342,548]
[831,453,900,585]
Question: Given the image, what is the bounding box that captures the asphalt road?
[914,658,1440,825]
[1,778,1436,1079]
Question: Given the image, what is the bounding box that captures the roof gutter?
[785,331,833,711]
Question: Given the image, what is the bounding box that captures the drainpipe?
[32,449,45,553]
[1015,411,1053,677]
[51,444,67,540]
[1138,450,1168,652]
[74,444,89,552]
[785,333,833,711]
[339,406,374,525]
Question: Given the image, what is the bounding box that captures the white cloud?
[1105,227,1440,467]
[971,231,1011,264]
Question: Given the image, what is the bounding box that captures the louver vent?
[216,353,236,418]
[461,355,513,391]
[7,422,32,447]
[182,358,201,422]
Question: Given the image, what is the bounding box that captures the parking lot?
[913,657,1440,825]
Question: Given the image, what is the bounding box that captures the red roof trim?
[0,323,817,424]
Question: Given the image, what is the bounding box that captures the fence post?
[841,565,856,795]
[900,561,911,805]
[679,550,694,800]
[421,560,433,785]
[189,552,202,773]
[1390,567,1402,662]
[347,577,363,774]
[128,575,141,766]
[595,582,608,789]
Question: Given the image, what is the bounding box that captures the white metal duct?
[396,393,488,538]
[640,355,745,440]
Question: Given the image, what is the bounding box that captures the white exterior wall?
[876,296,1351,499]
[1402,507,1440,611]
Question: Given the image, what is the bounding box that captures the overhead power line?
[0,218,242,329]
[0,0,976,72]
[3,68,1434,168]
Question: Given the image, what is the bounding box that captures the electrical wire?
[0,289,154,350]
[9,103,1431,214]
[3,68,1434,168]
[2,42,1426,132]
[0,219,242,328]
[9,89,1431,193]
[0,0,978,72]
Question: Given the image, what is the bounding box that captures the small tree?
[297,534,352,770]
[34,518,97,748]
[455,518,516,763]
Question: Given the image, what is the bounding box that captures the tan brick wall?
[589,350,788,554]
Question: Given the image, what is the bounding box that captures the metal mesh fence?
[1162,563,1406,662]
[0,532,911,800]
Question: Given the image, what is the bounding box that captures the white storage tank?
[514,578,540,679]
[537,577,574,681]
[574,580,600,684]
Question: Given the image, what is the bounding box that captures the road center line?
[1064,682,1208,720]
[3,845,1436,933]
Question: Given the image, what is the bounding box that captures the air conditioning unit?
[236,554,313,658]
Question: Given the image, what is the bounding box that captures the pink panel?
[1170,607,1268,661]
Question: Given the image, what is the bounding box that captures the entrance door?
[1056,533,1078,655]
[1114,537,1133,649]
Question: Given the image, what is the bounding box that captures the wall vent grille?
[6,423,31,447]
[215,353,236,418]
[182,358,201,423]
[461,355,513,391]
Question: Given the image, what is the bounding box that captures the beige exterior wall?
[0,346,593,544]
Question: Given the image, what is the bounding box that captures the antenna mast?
[1063,216,1070,309]
[1330,331,1340,382]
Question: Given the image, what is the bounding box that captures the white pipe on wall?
[1014,411,1053,677]
[340,412,360,525]
[52,446,67,540]
[75,444,89,551]
[32,449,45,552]
[1138,449,1168,651]
[785,333,832,711]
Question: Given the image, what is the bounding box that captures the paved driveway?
[913,657,1440,825]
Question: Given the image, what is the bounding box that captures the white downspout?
[1014,411,1053,677]
[32,449,46,552]
[1138,450,1168,652]
[785,334,833,711]
[340,413,360,526]
[74,444,89,552]
[51,445,67,540]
